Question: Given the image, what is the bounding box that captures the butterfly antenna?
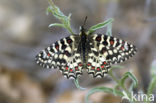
[81,16,88,33]
[83,16,87,27]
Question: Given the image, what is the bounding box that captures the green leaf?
[85,87,113,103]
[85,87,123,103]
[47,0,74,34]
[46,7,51,15]
[48,6,64,19]
[67,13,72,25]
[88,18,114,34]
[150,66,156,77]
[49,23,65,28]
[74,79,86,90]
[128,83,134,92]
[106,22,112,36]
[147,75,156,97]
[120,72,138,88]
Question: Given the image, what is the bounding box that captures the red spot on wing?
[47,53,51,56]
[67,39,72,44]
[92,66,95,69]
[87,63,91,66]
[122,41,125,44]
[121,46,124,50]
[78,63,82,66]
[103,61,106,65]
[66,66,68,70]
[110,41,114,45]
[55,45,59,50]
[75,67,78,70]
[70,69,73,72]
[97,67,100,71]
[101,65,104,68]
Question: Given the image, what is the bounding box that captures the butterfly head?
[79,26,86,33]
[79,16,88,36]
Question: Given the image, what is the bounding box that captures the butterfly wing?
[86,34,137,78]
[35,35,83,79]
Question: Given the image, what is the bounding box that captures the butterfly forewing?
[92,34,137,64]
[35,35,83,79]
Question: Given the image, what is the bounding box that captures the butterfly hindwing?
[86,35,110,77]
[35,35,83,79]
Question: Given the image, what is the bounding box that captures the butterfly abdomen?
[80,33,87,63]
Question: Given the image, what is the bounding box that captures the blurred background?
[0,0,156,103]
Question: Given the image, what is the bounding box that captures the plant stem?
[108,69,139,103]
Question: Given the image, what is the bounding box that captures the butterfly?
[35,26,137,79]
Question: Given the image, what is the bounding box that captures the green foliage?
[146,66,156,103]
[85,68,138,103]
[49,23,66,28]
[85,87,123,103]
[74,79,86,90]
[47,0,114,36]
[106,21,113,36]
[47,0,74,34]
[87,18,114,34]
[147,76,156,102]
[120,72,138,88]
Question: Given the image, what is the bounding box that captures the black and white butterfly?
[35,26,137,79]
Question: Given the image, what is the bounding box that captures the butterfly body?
[36,29,137,79]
